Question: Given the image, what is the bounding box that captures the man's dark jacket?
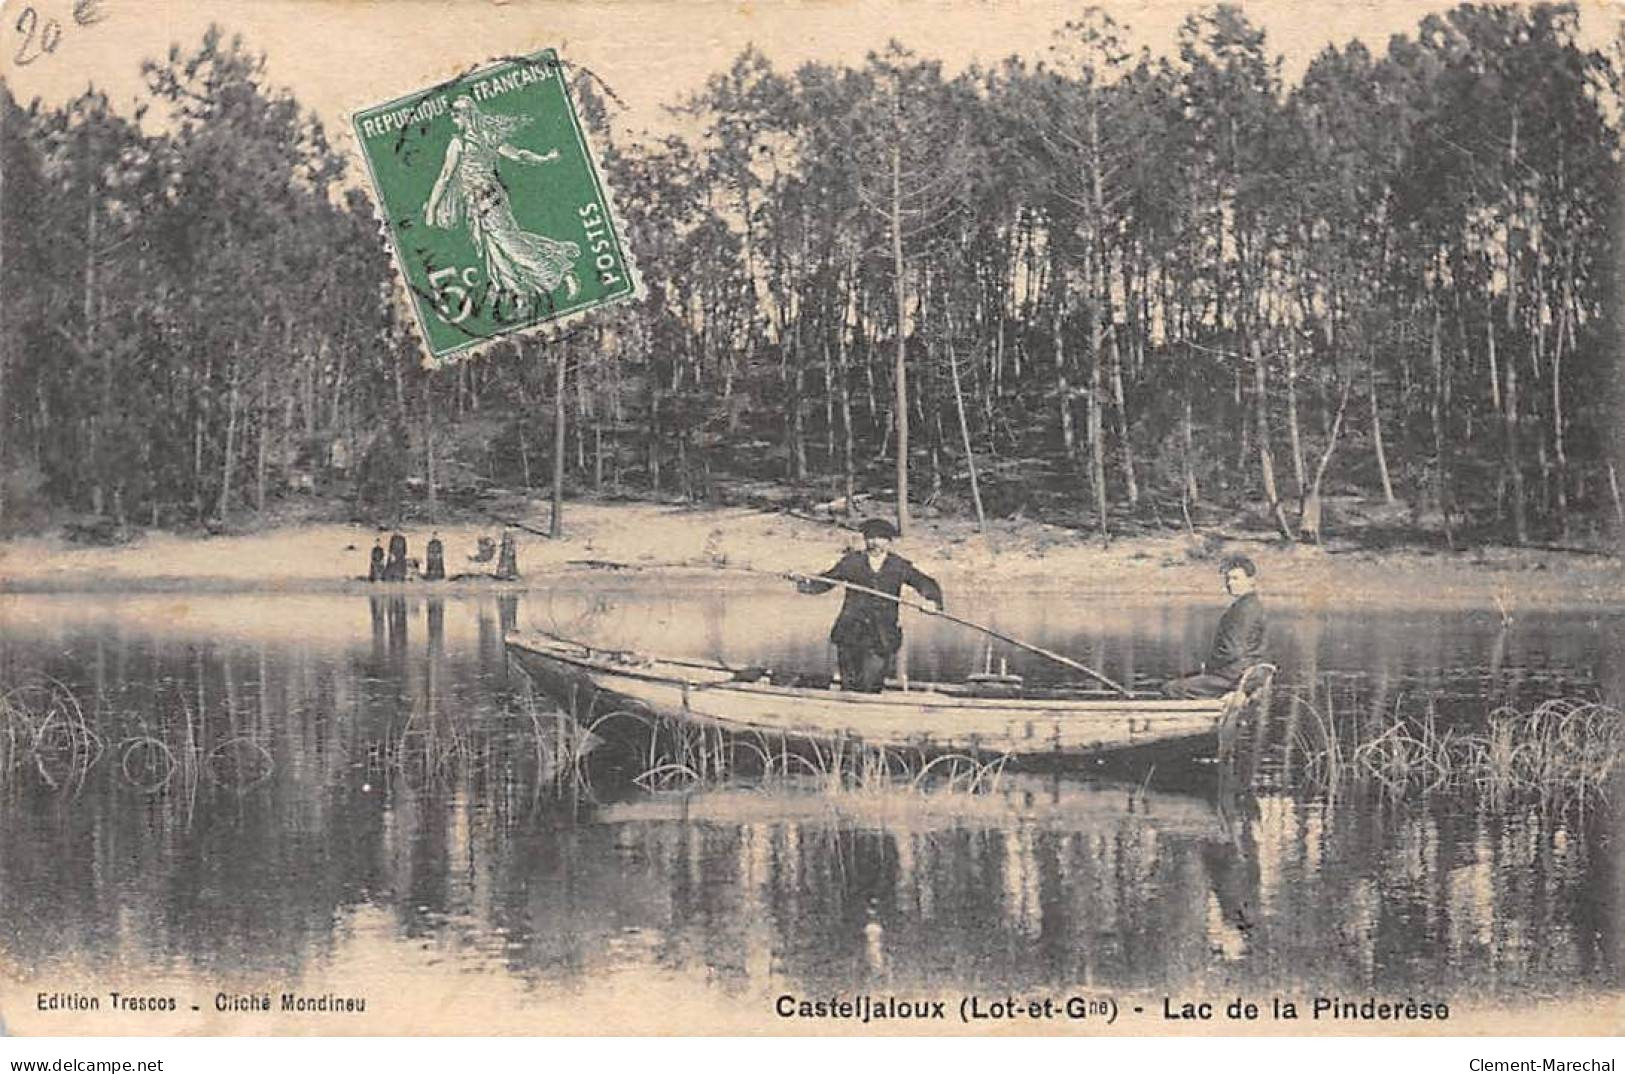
[802,551,943,654]
[1206,592,1267,680]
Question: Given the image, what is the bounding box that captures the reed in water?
[1292,686,1621,809]
[0,676,279,806]
[607,705,1008,795]
[0,675,596,807]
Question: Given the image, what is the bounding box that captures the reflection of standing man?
[796,519,943,693]
[1164,556,1268,699]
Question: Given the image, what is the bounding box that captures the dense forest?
[0,4,1619,547]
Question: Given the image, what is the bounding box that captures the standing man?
[796,518,944,693]
[495,528,520,580]
[384,532,409,582]
[424,533,446,581]
[1164,555,1268,699]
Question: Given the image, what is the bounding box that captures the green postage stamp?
[352,51,637,363]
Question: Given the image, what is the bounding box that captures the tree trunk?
[1106,323,1138,506]
[424,374,438,521]
[1551,296,1570,538]
[1087,310,1108,546]
[217,359,240,522]
[1087,98,1134,514]
[1432,304,1456,549]
[1284,336,1306,501]
[789,322,807,482]
[1182,349,1199,506]
[1054,308,1076,464]
[551,346,567,537]
[648,360,662,493]
[255,374,268,513]
[1235,369,1250,472]
[81,127,110,516]
[1250,334,1292,540]
[1608,462,1624,534]
[594,420,604,494]
[1368,348,1395,505]
[1300,380,1353,546]
[944,303,985,532]
[575,351,589,474]
[863,313,879,436]
[821,338,836,467]
[1491,313,1526,544]
[889,136,910,535]
[836,295,856,517]
[192,360,207,520]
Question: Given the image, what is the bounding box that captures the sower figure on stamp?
[795,518,943,693]
[423,96,581,306]
[1163,555,1268,699]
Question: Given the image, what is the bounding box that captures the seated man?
[796,518,943,693]
[1164,555,1268,699]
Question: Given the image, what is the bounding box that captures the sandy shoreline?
[0,501,1620,607]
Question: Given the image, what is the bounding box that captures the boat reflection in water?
[568,771,1263,993]
[0,589,1616,1028]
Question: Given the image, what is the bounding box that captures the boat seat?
[769,669,833,690]
[961,671,1024,699]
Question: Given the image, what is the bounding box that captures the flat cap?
[858,518,900,539]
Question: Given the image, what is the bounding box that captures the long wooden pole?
[782,570,1130,697]
[570,559,1132,697]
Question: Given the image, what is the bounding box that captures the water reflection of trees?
[0,595,555,976]
[0,595,1615,1003]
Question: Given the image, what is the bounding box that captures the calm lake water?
[0,585,1620,1031]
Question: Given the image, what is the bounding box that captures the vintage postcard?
[0,0,1621,1044]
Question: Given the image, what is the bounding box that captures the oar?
[566,558,1134,698]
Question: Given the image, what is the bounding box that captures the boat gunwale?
[507,634,1231,715]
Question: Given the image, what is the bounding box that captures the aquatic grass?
[1287,681,1622,810]
[0,678,105,796]
[0,674,283,805]
[169,683,203,820]
[1476,699,1623,809]
[536,666,1018,796]
[205,736,275,793]
[633,761,703,791]
[613,699,1014,799]
[376,679,602,806]
[1,671,603,814]
[908,751,1009,795]
[119,736,178,793]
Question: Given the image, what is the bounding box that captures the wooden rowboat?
[506,630,1274,769]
